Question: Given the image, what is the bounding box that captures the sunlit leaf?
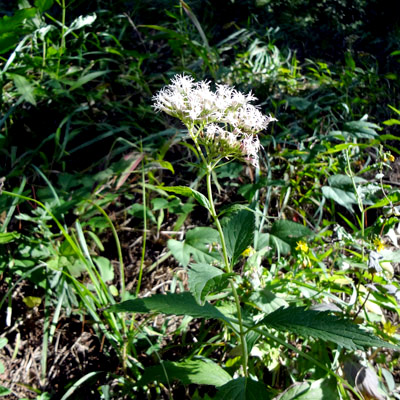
[188,263,233,305]
[168,227,221,267]
[109,292,230,323]
[64,13,97,37]
[223,209,255,266]
[140,359,231,387]
[261,307,399,350]
[216,377,271,400]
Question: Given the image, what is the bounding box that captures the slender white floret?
[152,74,276,166]
[241,134,261,167]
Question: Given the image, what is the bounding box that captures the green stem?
[187,126,248,376]
[136,152,147,296]
[202,150,248,377]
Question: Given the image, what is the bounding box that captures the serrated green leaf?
[108,292,230,323]
[139,359,231,387]
[216,377,271,400]
[223,209,255,266]
[0,231,21,244]
[168,227,221,267]
[188,263,233,305]
[160,185,210,210]
[261,307,399,351]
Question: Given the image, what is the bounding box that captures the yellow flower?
[242,246,255,257]
[373,237,385,252]
[296,240,309,253]
[383,321,397,337]
[389,154,395,162]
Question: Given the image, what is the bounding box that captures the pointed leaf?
[160,185,211,210]
[223,210,255,265]
[69,71,109,91]
[140,359,231,387]
[108,292,230,323]
[322,186,356,212]
[188,263,233,305]
[261,307,399,351]
[343,119,380,139]
[168,227,221,267]
[216,377,271,400]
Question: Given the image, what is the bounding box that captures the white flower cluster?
[152,74,276,166]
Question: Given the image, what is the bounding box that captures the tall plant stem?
[189,128,248,376]
[205,163,248,377]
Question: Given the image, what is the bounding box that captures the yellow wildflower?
[373,237,385,252]
[389,154,395,162]
[383,321,397,337]
[296,240,309,253]
[242,246,255,257]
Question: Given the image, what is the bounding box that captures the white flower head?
[153,74,276,166]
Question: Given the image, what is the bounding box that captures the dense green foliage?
[1,0,400,399]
